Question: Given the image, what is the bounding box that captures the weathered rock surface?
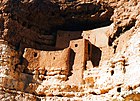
[0,0,140,101]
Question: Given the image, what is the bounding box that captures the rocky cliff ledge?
[0,0,140,100]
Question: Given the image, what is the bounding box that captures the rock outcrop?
[0,0,140,100]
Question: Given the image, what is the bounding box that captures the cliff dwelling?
[23,30,104,85]
[0,0,140,100]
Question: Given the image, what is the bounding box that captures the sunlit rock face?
[0,0,140,101]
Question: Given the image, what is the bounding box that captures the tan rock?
[1,0,140,101]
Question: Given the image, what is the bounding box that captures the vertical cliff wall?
[0,0,140,100]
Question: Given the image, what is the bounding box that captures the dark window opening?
[53,57,55,60]
[68,49,75,77]
[117,87,121,92]
[88,43,91,60]
[90,45,102,67]
[75,44,78,47]
[34,52,38,57]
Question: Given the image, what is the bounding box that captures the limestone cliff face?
[0,0,140,100]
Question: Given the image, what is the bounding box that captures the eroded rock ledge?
[0,0,140,101]
[0,0,113,48]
